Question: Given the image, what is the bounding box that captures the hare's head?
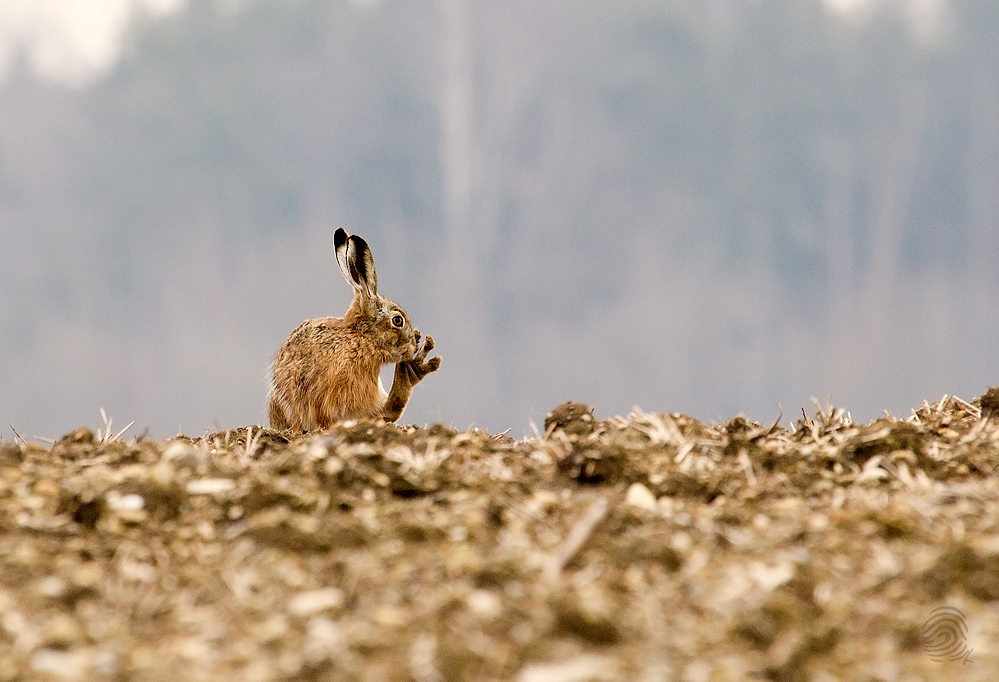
[334,228,421,364]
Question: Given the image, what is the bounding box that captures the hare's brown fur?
[268,229,440,431]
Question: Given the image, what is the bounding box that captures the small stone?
[162,440,191,460]
[106,492,148,523]
[186,478,236,495]
[303,617,344,664]
[35,575,67,598]
[92,650,119,676]
[151,461,175,486]
[516,654,619,682]
[305,439,330,460]
[31,649,85,677]
[466,589,502,620]
[163,441,205,468]
[624,483,657,511]
[288,588,345,617]
[106,492,145,512]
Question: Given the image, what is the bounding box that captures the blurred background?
[1,0,997,439]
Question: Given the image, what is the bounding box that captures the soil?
[2,394,998,681]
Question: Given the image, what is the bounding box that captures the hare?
[268,228,441,431]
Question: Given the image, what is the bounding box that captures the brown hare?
[268,228,441,431]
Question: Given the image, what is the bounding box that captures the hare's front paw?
[397,335,441,385]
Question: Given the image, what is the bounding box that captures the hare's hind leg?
[268,390,293,431]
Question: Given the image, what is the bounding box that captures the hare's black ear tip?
[333,227,348,249]
[350,234,370,251]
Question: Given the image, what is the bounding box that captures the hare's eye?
[391,314,404,328]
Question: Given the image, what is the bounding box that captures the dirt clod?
[981,386,999,419]
[545,401,598,437]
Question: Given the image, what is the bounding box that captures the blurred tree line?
[1,0,997,437]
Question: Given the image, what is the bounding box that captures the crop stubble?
[1,392,999,680]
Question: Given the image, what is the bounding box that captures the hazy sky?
[0,0,973,440]
[0,0,949,85]
[0,0,184,84]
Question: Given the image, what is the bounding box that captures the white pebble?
[624,483,657,511]
[106,492,145,511]
[31,649,84,676]
[185,478,236,495]
[288,588,345,617]
[465,589,502,620]
[516,654,619,682]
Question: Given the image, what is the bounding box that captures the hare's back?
[275,316,349,362]
[270,315,377,430]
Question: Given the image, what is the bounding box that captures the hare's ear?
[334,228,352,284]
[333,228,378,299]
